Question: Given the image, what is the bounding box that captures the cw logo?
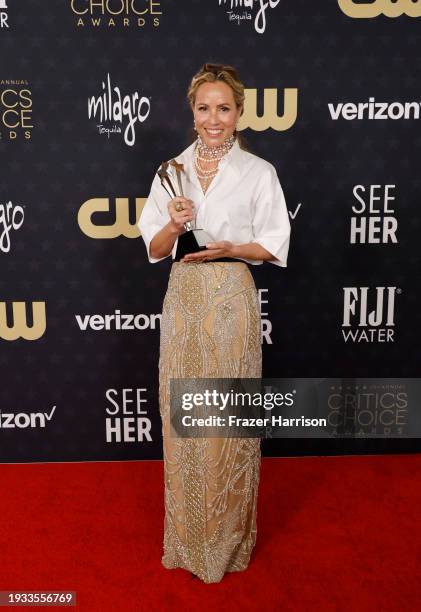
[338,0,421,18]
[0,1,7,8]
[0,301,46,341]
[238,88,298,132]
[78,197,146,238]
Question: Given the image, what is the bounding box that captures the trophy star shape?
[157,161,175,199]
[158,157,213,261]
[169,159,185,203]
[169,159,184,172]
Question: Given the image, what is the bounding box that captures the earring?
[193,121,197,131]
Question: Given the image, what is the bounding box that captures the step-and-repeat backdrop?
[1,0,420,462]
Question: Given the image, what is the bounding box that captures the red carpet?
[1,455,420,611]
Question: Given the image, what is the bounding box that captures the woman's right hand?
[167,197,195,234]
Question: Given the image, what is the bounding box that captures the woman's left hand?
[180,241,235,263]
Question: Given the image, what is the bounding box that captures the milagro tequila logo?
[0,0,8,28]
[0,200,24,253]
[342,286,400,343]
[218,0,281,34]
[88,73,151,146]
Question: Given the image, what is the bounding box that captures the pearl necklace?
[194,134,235,193]
[196,133,235,159]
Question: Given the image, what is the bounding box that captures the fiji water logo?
[342,286,400,343]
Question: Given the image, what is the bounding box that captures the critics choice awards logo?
[338,0,421,18]
[70,0,162,28]
[326,382,408,437]
[88,73,151,146]
[0,80,33,141]
[218,0,281,33]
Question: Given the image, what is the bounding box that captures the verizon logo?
[328,98,421,121]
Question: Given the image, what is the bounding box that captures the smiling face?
[192,81,242,148]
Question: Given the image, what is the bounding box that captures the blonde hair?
[187,63,245,115]
[187,63,249,149]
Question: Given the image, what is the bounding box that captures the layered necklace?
[194,133,235,193]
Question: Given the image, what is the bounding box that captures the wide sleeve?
[137,171,173,263]
[250,163,291,267]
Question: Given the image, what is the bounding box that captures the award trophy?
[158,159,213,261]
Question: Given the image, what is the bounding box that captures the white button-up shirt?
[138,139,291,267]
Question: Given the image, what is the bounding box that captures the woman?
[138,63,291,584]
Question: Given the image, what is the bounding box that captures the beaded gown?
[158,259,262,584]
[139,133,290,582]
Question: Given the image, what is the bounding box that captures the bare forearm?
[231,242,276,262]
[150,222,180,259]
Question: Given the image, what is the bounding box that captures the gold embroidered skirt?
[158,261,262,584]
